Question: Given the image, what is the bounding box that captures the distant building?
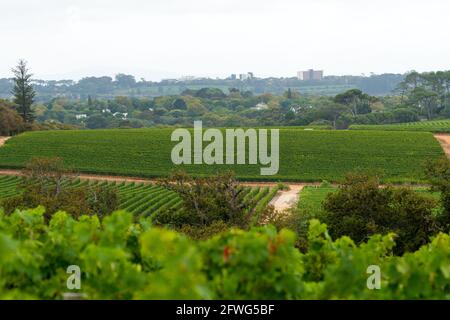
[113,112,128,120]
[251,102,269,111]
[239,72,254,81]
[230,74,237,80]
[297,69,323,81]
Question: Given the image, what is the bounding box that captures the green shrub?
[322,173,439,254]
[425,158,450,230]
[155,171,256,228]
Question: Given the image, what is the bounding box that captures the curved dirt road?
[269,185,304,212]
[434,134,450,159]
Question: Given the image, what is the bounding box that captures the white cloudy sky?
[1,0,449,80]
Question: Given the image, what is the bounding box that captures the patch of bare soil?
[0,137,10,147]
[434,134,450,159]
[269,185,304,212]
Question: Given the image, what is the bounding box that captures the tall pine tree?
[11,60,35,123]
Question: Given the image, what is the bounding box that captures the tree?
[86,114,108,129]
[11,60,36,123]
[284,88,300,100]
[334,89,374,116]
[154,171,257,229]
[322,173,439,254]
[1,157,118,219]
[114,73,136,88]
[172,98,187,110]
[22,157,74,196]
[425,158,450,231]
[286,88,292,99]
[0,99,24,136]
[392,107,419,123]
[409,87,438,120]
[398,71,450,119]
[315,101,350,129]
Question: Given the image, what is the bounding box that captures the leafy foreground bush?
[0,208,449,299]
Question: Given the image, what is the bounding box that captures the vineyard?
[350,119,450,132]
[1,208,449,299]
[0,175,278,219]
[0,128,444,183]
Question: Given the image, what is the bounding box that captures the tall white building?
[297,69,324,81]
[239,72,254,81]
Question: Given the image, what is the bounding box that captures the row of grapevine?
[0,176,280,218]
[350,119,450,132]
[0,176,22,199]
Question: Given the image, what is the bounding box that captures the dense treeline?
[1,69,449,132]
[18,84,448,129]
[0,73,404,101]
[397,71,450,120]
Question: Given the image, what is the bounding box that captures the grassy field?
[0,129,444,182]
[297,186,336,218]
[350,119,450,132]
[0,176,276,218]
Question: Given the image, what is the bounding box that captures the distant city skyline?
[0,63,418,82]
[1,0,449,81]
[2,69,407,82]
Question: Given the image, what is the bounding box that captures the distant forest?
[0,73,405,102]
[3,68,449,132]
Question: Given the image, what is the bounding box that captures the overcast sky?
[1,0,449,80]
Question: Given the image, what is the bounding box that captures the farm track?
[434,134,450,159]
[269,185,304,213]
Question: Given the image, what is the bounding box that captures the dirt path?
[269,185,304,212]
[0,169,154,184]
[434,134,450,159]
[0,136,10,147]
